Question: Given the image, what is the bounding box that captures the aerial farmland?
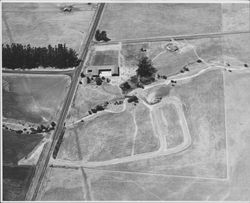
[1,1,250,202]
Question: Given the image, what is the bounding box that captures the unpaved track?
[52,95,191,168]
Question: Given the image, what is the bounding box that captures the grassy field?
[188,37,223,62]
[99,4,221,41]
[3,130,43,165]
[3,166,35,201]
[57,129,81,161]
[40,167,85,200]
[2,3,96,53]
[222,3,250,32]
[121,43,149,66]
[153,46,198,76]
[222,33,250,64]
[98,69,227,179]
[73,110,135,162]
[91,50,119,66]
[86,170,159,200]
[224,71,250,199]
[134,103,160,154]
[160,104,184,149]
[85,168,231,201]
[3,74,71,124]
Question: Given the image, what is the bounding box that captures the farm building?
[86,65,119,77]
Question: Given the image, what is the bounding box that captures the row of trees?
[2,43,80,69]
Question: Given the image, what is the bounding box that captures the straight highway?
[25,3,105,201]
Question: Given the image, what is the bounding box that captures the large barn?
[86,65,119,77]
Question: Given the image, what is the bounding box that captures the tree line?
[2,43,80,69]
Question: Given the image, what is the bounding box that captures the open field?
[121,43,148,66]
[223,71,250,200]
[3,74,71,124]
[153,44,198,76]
[40,167,85,200]
[222,33,250,65]
[90,50,119,66]
[222,3,250,32]
[99,4,221,41]
[3,166,35,201]
[3,130,43,165]
[78,110,134,162]
[188,37,223,63]
[134,103,160,155]
[160,104,184,149]
[98,69,227,179]
[57,129,81,161]
[2,3,96,53]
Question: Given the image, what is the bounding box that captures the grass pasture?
[2,3,96,53]
[223,72,250,200]
[153,46,198,76]
[85,169,230,201]
[40,167,85,201]
[99,4,222,41]
[121,43,149,66]
[91,50,119,66]
[75,111,135,162]
[134,103,160,154]
[86,170,159,201]
[222,3,250,32]
[188,37,223,63]
[57,129,81,161]
[3,166,35,201]
[160,104,184,149]
[222,33,250,64]
[3,130,43,165]
[3,74,71,124]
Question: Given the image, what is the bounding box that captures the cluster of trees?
[86,75,110,86]
[127,95,139,104]
[95,30,111,42]
[3,121,56,135]
[120,56,157,93]
[2,43,80,69]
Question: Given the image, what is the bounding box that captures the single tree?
[136,56,157,78]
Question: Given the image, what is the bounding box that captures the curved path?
[52,95,191,168]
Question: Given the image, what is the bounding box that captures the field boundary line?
[84,168,228,182]
[99,30,250,45]
[222,69,230,181]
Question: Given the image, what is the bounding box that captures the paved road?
[2,69,74,77]
[25,3,105,201]
[97,30,250,45]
